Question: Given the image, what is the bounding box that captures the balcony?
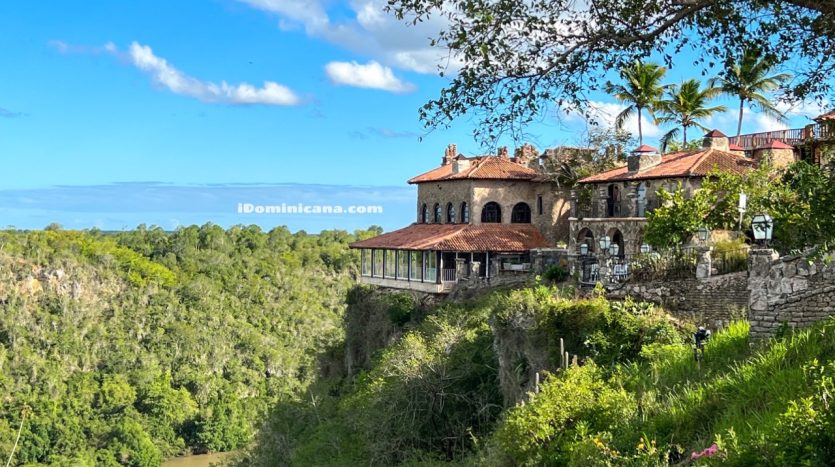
[575,199,662,219]
[729,123,835,151]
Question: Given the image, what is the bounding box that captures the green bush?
[496,363,636,466]
[386,292,416,326]
[543,264,569,282]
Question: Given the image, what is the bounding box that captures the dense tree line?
[0,224,378,465]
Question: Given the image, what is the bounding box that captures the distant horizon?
[0,181,415,233]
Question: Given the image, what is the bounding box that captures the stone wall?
[748,248,835,338]
[569,218,648,255]
[416,180,473,223]
[607,271,749,328]
[415,179,571,245]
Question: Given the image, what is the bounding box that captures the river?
[162,452,236,467]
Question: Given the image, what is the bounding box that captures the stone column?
[626,190,638,218]
[455,258,468,282]
[597,185,608,218]
[470,261,481,282]
[569,189,578,218]
[747,248,779,338]
[696,247,713,279]
[491,257,502,278]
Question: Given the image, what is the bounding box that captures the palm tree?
[605,62,667,146]
[710,49,792,137]
[656,79,727,152]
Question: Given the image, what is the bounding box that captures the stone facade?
[569,218,648,255]
[748,248,835,338]
[416,178,570,245]
[607,272,749,329]
[570,176,702,255]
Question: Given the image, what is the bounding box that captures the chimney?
[627,145,661,173]
[753,140,796,170]
[702,129,730,152]
[498,146,510,160]
[442,144,457,166]
[451,155,471,174]
[514,143,537,166]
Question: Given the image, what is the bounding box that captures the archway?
[511,202,532,223]
[577,227,595,253]
[481,202,502,223]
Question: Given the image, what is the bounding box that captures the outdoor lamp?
[698,226,709,242]
[640,244,651,254]
[694,326,711,350]
[579,243,589,256]
[751,213,774,245]
[598,235,611,252]
[609,243,620,256]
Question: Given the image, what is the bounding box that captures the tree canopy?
[387,0,835,144]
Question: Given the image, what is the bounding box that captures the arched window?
[446,202,456,223]
[434,203,442,223]
[481,202,502,223]
[511,202,532,223]
[421,204,429,223]
[461,202,470,223]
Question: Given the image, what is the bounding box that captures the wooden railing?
[729,123,835,150]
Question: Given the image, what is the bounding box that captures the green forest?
[0,225,378,465]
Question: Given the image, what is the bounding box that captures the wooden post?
[535,372,540,393]
[564,351,569,369]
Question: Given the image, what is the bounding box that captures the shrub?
[543,264,569,283]
[495,363,636,466]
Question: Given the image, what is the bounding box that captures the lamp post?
[608,243,620,256]
[698,226,709,243]
[598,235,611,254]
[693,326,711,371]
[579,243,589,256]
[751,213,774,246]
[640,244,651,254]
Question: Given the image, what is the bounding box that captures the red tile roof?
[814,109,835,122]
[728,143,745,151]
[408,156,538,184]
[578,148,754,184]
[634,144,658,153]
[349,223,551,252]
[704,129,727,137]
[757,139,794,149]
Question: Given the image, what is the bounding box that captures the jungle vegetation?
[0,224,379,465]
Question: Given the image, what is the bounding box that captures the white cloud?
[114,42,301,106]
[776,99,831,119]
[237,0,456,74]
[325,60,415,92]
[237,0,329,32]
[752,113,789,133]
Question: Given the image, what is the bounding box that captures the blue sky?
[0,1,829,232]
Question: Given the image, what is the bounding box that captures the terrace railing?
[729,123,835,150]
[441,268,457,282]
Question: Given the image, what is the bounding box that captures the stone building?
[729,109,835,165]
[569,130,754,256]
[350,144,569,293]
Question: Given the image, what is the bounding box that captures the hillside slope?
[245,284,835,466]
